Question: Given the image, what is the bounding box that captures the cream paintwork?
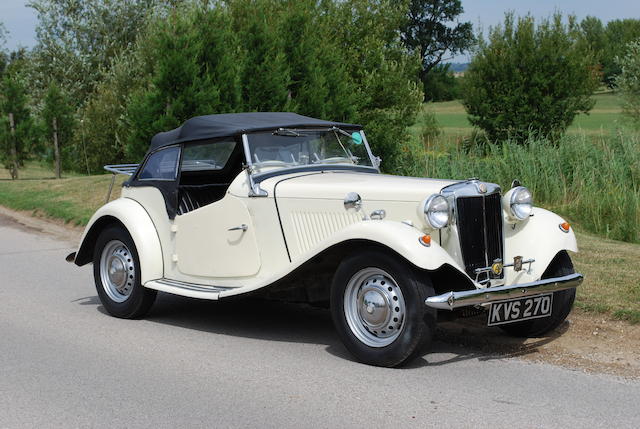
[78,168,578,301]
[174,196,260,277]
[270,170,456,202]
[502,207,577,284]
[79,197,164,284]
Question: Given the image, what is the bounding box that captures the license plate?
[487,293,553,326]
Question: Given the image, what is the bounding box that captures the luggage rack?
[103,164,139,203]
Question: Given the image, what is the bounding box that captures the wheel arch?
[74,198,164,284]
[249,238,475,303]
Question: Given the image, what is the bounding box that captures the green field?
[420,92,626,139]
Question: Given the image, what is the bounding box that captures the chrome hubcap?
[344,268,406,347]
[100,240,135,303]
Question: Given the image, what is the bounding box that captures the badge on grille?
[478,183,487,193]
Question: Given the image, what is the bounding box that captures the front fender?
[74,198,163,284]
[504,207,578,284]
[300,220,466,273]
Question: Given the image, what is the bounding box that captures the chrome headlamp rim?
[423,194,450,229]
[509,186,533,220]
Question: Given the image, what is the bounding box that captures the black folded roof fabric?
[149,112,360,151]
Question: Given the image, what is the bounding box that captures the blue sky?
[1,0,639,54]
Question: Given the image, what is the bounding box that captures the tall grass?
[423,131,640,243]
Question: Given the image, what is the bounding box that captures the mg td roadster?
[67,112,583,367]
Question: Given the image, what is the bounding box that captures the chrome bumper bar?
[425,273,583,310]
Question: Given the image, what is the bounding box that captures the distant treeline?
[0,1,639,179]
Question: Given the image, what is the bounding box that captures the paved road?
[1,213,639,429]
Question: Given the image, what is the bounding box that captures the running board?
[144,278,235,300]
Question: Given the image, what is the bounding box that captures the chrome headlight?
[423,194,450,229]
[510,186,533,220]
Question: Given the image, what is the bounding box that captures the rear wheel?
[330,251,436,367]
[93,225,157,319]
[500,251,576,337]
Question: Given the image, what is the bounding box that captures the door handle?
[228,224,248,232]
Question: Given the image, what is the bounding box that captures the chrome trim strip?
[425,273,583,310]
[155,278,234,293]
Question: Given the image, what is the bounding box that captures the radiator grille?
[455,193,504,280]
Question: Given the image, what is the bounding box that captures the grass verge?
[573,232,640,324]
[0,165,124,225]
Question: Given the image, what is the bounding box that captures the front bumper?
[425,273,583,310]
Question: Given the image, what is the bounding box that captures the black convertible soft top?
[149,112,360,151]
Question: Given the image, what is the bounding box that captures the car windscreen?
[181,140,236,172]
[246,129,373,173]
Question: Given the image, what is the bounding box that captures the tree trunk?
[52,117,61,179]
[8,113,18,180]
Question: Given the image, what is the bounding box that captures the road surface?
[1,213,639,428]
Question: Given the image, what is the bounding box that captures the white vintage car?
[67,112,583,367]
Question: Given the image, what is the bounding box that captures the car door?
[173,194,261,278]
[172,139,261,279]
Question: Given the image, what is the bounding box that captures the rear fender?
[73,198,163,284]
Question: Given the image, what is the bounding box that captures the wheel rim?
[343,267,406,348]
[99,240,135,303]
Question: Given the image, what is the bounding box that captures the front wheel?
[93,225,157,319]
[500,251,576,337]
[330,251,436,367]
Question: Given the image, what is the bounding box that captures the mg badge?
[491,260,503,275]
[478,183,487,193]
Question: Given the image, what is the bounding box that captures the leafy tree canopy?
[401,0,474,81]
[462,13,599,143]
[120,0,423,173]
[578,16,640,86]
[26,0,180,105]
[616,39,640,126]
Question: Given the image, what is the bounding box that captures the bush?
[616,39,640,126]
[414,108,441,149]
[424,132,640,243]
[462,13,599,143]
[423,64,460,102]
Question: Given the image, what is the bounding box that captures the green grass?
[572,231,640,323]
[0,162,124,225]
[422,133,640,244]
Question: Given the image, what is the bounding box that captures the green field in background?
[423,92,626,138]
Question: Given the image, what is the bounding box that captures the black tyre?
[500,251,576,337]
[330,251,436,367]
[93,224,157,319]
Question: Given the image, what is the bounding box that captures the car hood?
[267,171,458,202]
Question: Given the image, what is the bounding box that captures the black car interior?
[176,140,244,215]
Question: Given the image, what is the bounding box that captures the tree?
[331,0,424,173]
[0,22,7,75]
[0,71,36,179]
[602,19,640,86]
[26,0,180,106]
[120,0,423,173]
[616,40,640,126]
[124,5,239,159]
[461,13,599,143]
[423,63,459,101]
[401,0,473,99]
[41,82,74,177]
